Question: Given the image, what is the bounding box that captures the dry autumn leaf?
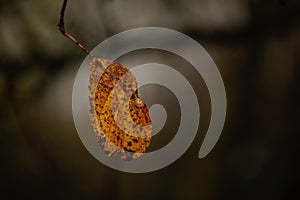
[89,58,152,160]
[58,0,152,160]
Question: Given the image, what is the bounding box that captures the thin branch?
[58,0,94,57]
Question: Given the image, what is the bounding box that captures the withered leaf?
[89,58,152,160]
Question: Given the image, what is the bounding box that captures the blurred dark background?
[1,0,299,199]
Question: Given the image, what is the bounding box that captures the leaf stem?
[58,0,94,58]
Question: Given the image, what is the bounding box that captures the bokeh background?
[1,0,299,199]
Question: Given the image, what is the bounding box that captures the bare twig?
[58,0,94,57]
